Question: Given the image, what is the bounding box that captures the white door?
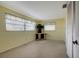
[72,1,79,58]
[66,1,79,58]
[66,1,73,58]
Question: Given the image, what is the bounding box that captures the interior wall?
[35,18,65,41]
[44,18,65,41]
[0,6,35,53]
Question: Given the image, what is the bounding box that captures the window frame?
[5,14,36,31]
[24,20,36,31]
[44,23,56,31]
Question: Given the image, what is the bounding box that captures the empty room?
[0,1,79,58]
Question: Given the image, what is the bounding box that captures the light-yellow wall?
[0,6,35,53]
[45,18,65,41]
[34,18,65,41]
[38,18,65,41]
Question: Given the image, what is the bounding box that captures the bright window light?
[44,24,56,31]
[5,14,36,31]
[25,20,36,31]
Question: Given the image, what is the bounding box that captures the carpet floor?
[0,39,67,58]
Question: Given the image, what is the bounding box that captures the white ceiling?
[0,1,66,20]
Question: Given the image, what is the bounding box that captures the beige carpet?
[0,40,67,58]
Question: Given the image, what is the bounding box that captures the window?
[5,15,24,31]
[25,20,36,31]
[5,14,36,31]
[44,24,56,31]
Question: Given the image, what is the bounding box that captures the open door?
[66,1,74,58]
[66,1,79,58]
[72,1,79,58]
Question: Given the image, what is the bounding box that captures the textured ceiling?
[0,1,67,20]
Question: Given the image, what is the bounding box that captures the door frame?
[66,1,75,58]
